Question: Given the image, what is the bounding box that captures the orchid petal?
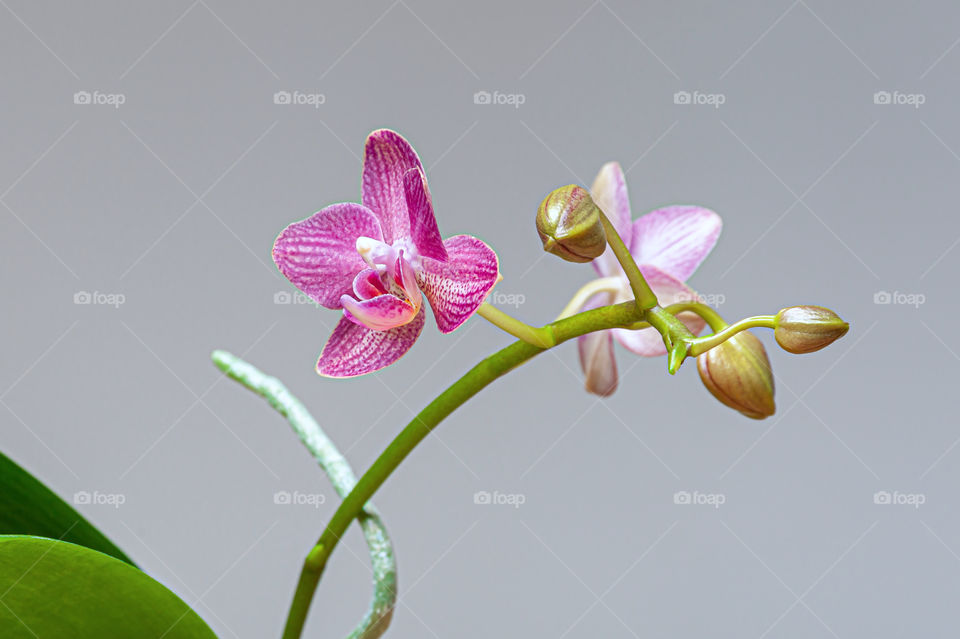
[613,264,708,357]
[352,268,388,300]
[340,293,420,331]
[630,206,721,281]
[362,129,423,244]
[403,168,447,261]
[590,162,633,277]
[394,252,422,308]
[273,203,383,309]
[317,307,426,378]
[577,292,618,396]
[417,235,500,334]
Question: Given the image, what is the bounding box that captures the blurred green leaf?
[0,451,133,565]
[0,535,217,638]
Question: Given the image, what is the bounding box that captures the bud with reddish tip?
[774,306,849,354]
[697,331,775,420]
[535,185,607,263]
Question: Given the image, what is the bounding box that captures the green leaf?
[0,535,217,638]
[0,451,133,565]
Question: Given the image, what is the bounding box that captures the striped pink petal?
[613,264,708,357]
[417,235,500,333]
[631,206,721,281]
[317,307,426,378]
[273,203,383,309]
[362,129,423,244]
[590,162,633,277]
[577,291,618,396]
[403,168,447,261]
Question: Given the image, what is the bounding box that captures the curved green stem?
[281,300,647,639]
[686,315,776,356]
[476,303,555,348]
[597,211,658,309]
[555,276,623,320]
[211,351,397,639]
[666,302,728,332]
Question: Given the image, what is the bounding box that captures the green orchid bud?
[774,306,849,354]
[535,185,607,263]
[697,331,775,420]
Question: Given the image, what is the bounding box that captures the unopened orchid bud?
[774,306,849,354]
[697,331,775,420]
[535,185,607,263]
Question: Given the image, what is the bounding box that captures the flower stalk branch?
[282,300,647,639]
[685,315,777,357]
[596,210,659,310]
[476,303,555,348]
[555,276,623,320]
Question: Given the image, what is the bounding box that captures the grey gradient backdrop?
[2,1,958,637]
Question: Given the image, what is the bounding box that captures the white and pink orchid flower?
[273,129,500,377]
[578,162,722,396]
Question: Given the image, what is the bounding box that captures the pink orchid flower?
[578,162,722,396]
[273,129,500,378]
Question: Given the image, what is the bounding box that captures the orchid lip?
[341,246,423,332]
[341,293,420,331]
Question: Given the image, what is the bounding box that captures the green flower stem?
[554,276,623,320]
[282,300,647,639]
[210,351,397,639]
[664,302,728,332]
[597,211,658,310]
[643,305,697,374]
[685,315,777,357]
[476,303,555,348]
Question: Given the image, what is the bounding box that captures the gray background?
[1,1,957,637]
